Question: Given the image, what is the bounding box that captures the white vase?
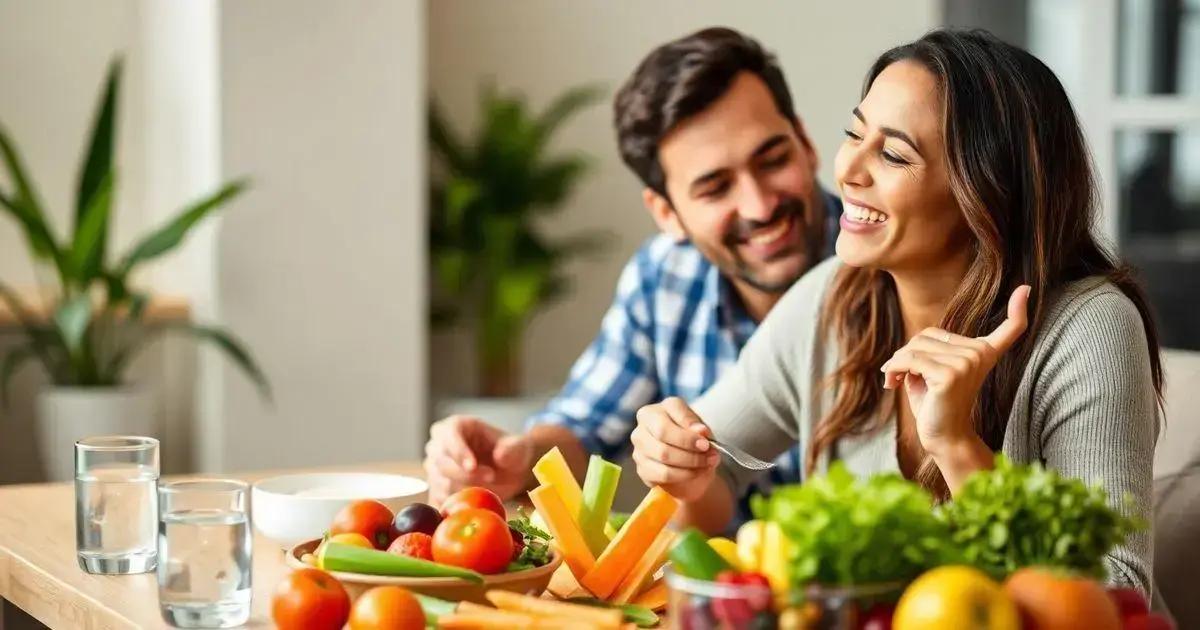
[435,393,554,435]
[36,387,156,482]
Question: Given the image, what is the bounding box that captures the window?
[1029,0,1200,349]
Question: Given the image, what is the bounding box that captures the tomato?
[860,603,896,630]
[271,568,351,630]
[1123,613,1176,630]
[387,532,433,561]
[1108,587,1149,619]
[431,508,513,574]
[330,500,397,550]
[349,585,424,630]
[439,487,505,520]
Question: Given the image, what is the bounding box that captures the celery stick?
[578,455,622,555]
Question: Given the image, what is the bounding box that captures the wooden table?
[0,461,423,629]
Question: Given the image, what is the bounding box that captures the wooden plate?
[285,538,563,604]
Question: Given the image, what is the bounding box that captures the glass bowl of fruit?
[666,566,777,629]
[785,581,903,630]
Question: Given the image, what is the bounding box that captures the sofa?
[1153,349,1200,627]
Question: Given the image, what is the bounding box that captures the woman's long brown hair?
[808,29,1164,499]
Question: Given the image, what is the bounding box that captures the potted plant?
[428,83,607,429]
[0,59,269,480]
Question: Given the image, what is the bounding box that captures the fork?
[708,438,776,471]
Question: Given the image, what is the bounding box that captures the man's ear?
[792,116,819,172]
[642,187,687,241]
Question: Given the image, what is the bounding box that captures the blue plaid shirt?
[526,192,842,525]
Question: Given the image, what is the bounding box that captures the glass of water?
[74,435,160,574]
[157,479,253,628]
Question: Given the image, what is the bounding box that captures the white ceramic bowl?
[252,472,428,547]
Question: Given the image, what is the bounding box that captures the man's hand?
[423,415,534,506]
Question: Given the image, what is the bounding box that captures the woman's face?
[833,60,970,271]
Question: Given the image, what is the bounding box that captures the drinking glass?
[157,479,253,628]
[74,435,159,574]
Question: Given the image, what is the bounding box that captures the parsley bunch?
[937,455,1143,579]
[507,511,552,571]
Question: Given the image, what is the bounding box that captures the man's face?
[651,72,821,294]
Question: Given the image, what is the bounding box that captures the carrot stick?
[485,590,622,629]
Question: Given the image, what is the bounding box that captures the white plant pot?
[435,393,554,435]
[36,387,156,482]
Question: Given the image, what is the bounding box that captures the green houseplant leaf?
[73,58,121,281]
[429,100,470,173]
[68,172,113,285]
[172,324,272,402]
[533,83,604,149]
[0,124,63,270]
[428,82,604,396]
[53,294,92,362]
[0,57,269,401]
[118,179,248,275]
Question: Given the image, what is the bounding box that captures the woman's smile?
[839,197,889,234]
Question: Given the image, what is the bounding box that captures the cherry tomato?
[860,603,895,630]
[272,568,350,630]
[387,532,434,561]
[431,508,513,574]
[1123,613,1177,630]
[349,585,424,630]
[1108,587,1150,619]
[330,500,397,550]
[440,487,506,520]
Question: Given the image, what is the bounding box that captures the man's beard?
[722,196,814,293]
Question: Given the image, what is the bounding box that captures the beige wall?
[0,0,190,482]
[427,1,942,398]
[1,0,430,479]
[0,0,145,286]
[217,0,428,469]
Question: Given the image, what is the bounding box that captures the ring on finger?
[941,331,952,343]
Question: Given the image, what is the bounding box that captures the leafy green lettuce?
[752,463,949,586]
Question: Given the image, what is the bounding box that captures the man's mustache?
[726,198,806,243]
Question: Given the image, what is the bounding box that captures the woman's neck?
[890,254,972,338]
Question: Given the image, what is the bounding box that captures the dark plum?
[392,503,442,536]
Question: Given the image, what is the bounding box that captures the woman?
[630,29,1161,593]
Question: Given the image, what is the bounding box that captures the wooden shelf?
[0,292,190,328]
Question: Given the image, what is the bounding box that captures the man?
[423,27,841,521]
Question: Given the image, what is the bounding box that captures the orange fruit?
[1004,567,1121,630]
[348,585,424,630]
[893,565,1020,630]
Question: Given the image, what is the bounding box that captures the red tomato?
[1123,613,1176,630]
[387,532,433,561]
[439,487,505,520]
[330,500,397,550]
[431,508,513,574]
[272,568,351,630]
[859,603,895,630]
[1108,587,1150,619]
[349,585,424,630]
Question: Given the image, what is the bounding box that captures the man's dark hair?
[613,27,799,198]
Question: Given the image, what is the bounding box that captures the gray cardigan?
[693,257,1159,594]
